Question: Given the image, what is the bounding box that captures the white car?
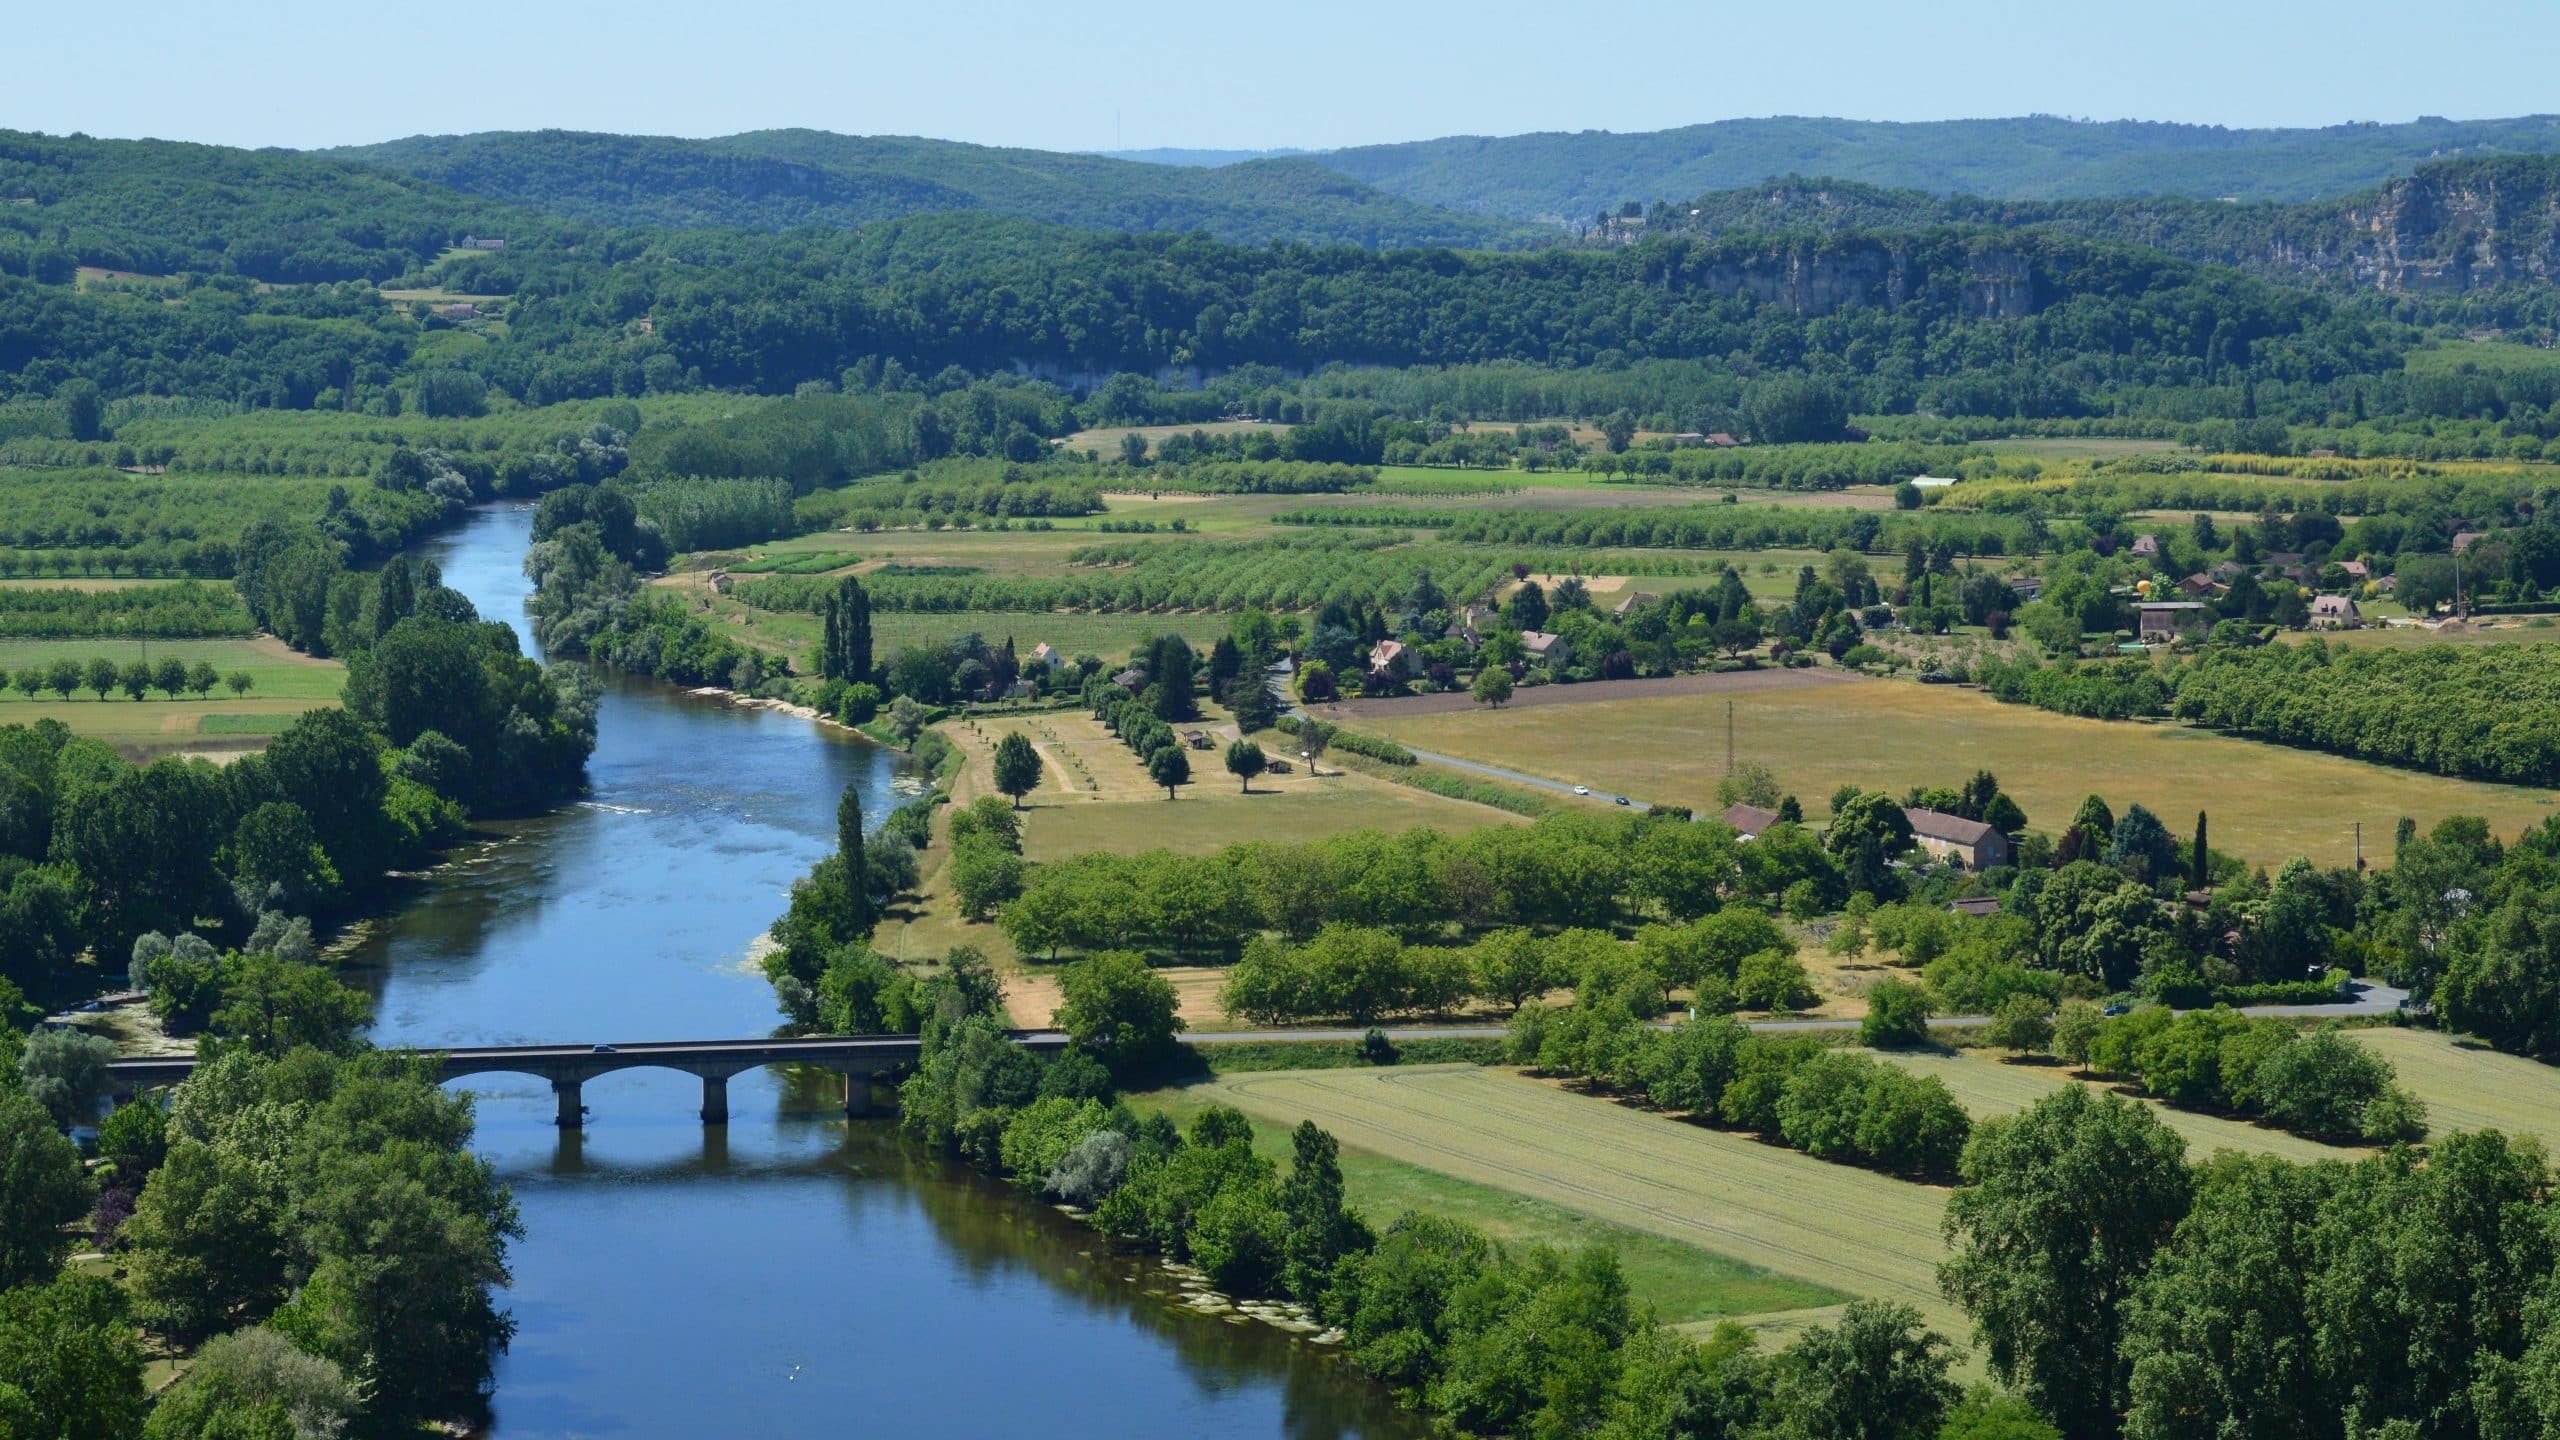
[1572,785,1591,796]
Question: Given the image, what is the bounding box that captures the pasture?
[2345,1029,2560,1151]
[1871,1048,2357,1164]
[1358,674,2559,867]
[1189,1063,1965,1340]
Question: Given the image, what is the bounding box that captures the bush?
[1861,978,1934,1048]
[1984,994,2056,1054]
[1736,950,1817,1011]
[1047,1129,1133,1207]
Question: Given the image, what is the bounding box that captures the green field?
[1358,673,2560,867]
[1871,1048,2356,1164]
[0,636,344,752]
[2347,1029,2560,1150]
[1188,1064,1965,1341]
[1135,1083,1848,1327]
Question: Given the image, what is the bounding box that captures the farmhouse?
[1721,803,1778,840]
[2309,594,2362,629]
[2135,601,2210,642]
[1367,638,1420,679]
[1027,642,1057,671]
[1904,808,2011,871]
[1457,605,1499,647]
[1521,631,1571,668]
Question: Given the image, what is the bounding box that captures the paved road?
[1291,704,1653,812]
[1188,980,2411,1045]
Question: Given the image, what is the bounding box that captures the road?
[1290,702,1654,812]
[1188,980,2411,1044]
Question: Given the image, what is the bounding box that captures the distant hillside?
[1093,148,1309,167]
[1623,156,2560,295]
[0,130,534,282]
[1320,115,2560,225]
[324,130,1538,250]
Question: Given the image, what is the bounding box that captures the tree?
[1277,1121,1369,1302]
[887,695,930,742]
[2103,804,2179,886]
[2187,812,2209,892]
[83,656,115,701]
[1224,739,1267,793]
[1768,1300,1957,1440]
[1505,581,1549,632]
[1827,791,1914,899]
[1748,375,1852,445]
[184,660,219,698]
[1716,761,1783,810]
[1939,1088,2192,1440]
[1146,745,1191,799]
[1860,978,1932,1048]
[1055,950,1183,1074]
[116,659,150,702]
[1471,666,1514,708]
[835,781,872,931]
[142,1326,356,1440]
[226,670,254,697]
[1119,431,1149,465]
[205,952,373,1058]
[1600,409,1638,453]
[991,731,1042,809]
[0,1275,144,1440]
[20,1028,113,1128]
[149,656,186,700]
[57,378,103,443]
[819,576,873,685]
[1295,717,1334,775]
[1984,994,2055,1054]
[0,1090,89,1289]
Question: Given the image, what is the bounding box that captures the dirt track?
[1307,666,1859,721]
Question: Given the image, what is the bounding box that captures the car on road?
[2101,1004,2130,1017]
[1572,785,1590,796]
[1613,795,1630,806]
[592,1043,618,1053]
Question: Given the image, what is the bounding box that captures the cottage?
[2004,575,2044,603]
[457,234,505,251]
[2338,560,2371,581]
[1721,803,1778,840]
[1003,679,1036,701]
[2210,560,2248,583]
[1182,729,1215,750]
[1026,642,1058,672]
[1457,605,1500,647]
[1367,638,1420,679]
[2453,531,2486,555]
[2130,534,2161,559]
[1521,631,1570,668]
[1946,896,2003,918]
[1904,808,2012,871]
[2176,573,2219,598]
[1612,591,1661,618]
[1112,667,1148,692]
[2135,601,2210,642]
[2309,594,2362,630]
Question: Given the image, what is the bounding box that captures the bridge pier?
[843,1071,872,1118]
[553,1077,584,1129]
[700,1074,729,1126]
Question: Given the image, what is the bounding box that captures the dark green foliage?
[0,1274,144,1440]
[819,575,873,685]
[1860,978,1933,1048]
[0,1089,89,1288]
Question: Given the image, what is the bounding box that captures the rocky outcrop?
[2330,159,2560,292]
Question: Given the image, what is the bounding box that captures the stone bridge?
[103,1032,1071,1128]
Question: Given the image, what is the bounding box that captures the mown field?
[0,636,344,753]
[1358,675,2559,866]
[2346,1029,2560,1150]
[1872,1048,2355,1164]
[1190,1064,1965,1341]
[1134,1083,1848,1328]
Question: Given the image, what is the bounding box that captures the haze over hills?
[320,129,1541,250]
[1316,115,2560,223]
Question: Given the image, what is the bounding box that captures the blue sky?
[12,0,2555,152]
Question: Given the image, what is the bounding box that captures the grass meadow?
[0,636,344,753]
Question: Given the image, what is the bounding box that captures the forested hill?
[1317,115,2560,225]
[1620,157,2560,297]
[320,129,1542,250]
[0,130,553,282]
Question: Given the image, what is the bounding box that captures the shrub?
[1048,1130,1133,1207]
[1984,994,2056,1054]
[1861,978,1934,1048]
[1736,950,1817,1011]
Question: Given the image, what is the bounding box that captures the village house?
[2130,534,2161,559]
[2309,594,2362,629]
[1026,642,1058,672]
[1112,667,1147,692]
[2176,573,2220,599]
[1720,803,1778,840]
[2453,531,2486,555]
[433,302,481,322]
[2135,601,2211,642]
[2338,560,2370,581]
[1905,808,2012,871]
[1612,591,1660,618]
[2004,575,2044,603]
[457,234,505,251]
[1367,638,1421,679]
[1457,605,1499,647]
[1521,631,1571,668]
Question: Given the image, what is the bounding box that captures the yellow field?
[1359,675,2558,867]
[1194,1064,1965,1341]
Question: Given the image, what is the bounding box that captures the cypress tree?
[836,781,872,933]
[2189,812,2209,892]
[821,576,872,685]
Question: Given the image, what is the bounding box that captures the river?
[339,505,1423,1438]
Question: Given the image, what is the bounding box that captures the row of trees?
[6,657,247,702]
